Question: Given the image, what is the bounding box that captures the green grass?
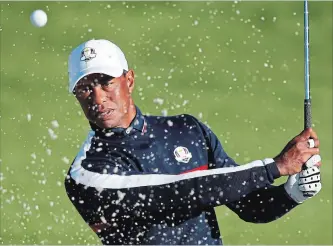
[0,1,332,245]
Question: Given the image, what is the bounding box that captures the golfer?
[65,39,322,245]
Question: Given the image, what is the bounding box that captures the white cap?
[68,39,129,92]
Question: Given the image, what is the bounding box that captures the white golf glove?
[284,154,322,204]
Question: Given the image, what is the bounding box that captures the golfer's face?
[74,73,132,129]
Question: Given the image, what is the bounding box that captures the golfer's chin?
[94,118,118,129]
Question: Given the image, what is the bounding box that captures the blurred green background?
[0,1,332,245]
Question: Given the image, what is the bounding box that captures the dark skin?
[73,70,321,176]
[274,128,321,175]
[74,70,136,129]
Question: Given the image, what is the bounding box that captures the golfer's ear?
[126,70,135,94]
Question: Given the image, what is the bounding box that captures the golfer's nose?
[92,86,107,105]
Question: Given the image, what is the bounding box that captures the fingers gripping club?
[299,166,320,185]
[299,165,321,195]
[305,154,321,168]
[307,139,315,148]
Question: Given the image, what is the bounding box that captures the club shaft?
[304,0,311,129]
[304,0,310,100]
[303,0,313,197]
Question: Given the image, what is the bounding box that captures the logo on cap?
[80,47,97,61]
[174,146,192,163]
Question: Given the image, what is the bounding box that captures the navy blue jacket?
[65,107,297,245]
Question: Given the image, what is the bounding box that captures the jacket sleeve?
[194,117,298,223]
[65,131,281,228]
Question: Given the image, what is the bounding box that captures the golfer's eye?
[101,80,114,90]
[76,86,92,95]
[103,81,113,87]
[99,75,114,87]
[81,86,91,92]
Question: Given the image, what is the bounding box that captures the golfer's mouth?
[96,109,115,120]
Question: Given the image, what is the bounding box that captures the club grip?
[304,99,312,129]
[303,99,314,197]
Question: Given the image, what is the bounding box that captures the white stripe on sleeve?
[70,131,266,189]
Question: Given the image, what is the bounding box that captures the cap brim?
[69,66,123,92]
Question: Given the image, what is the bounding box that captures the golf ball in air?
[30,10,47,28]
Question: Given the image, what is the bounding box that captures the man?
[65,39,322,245]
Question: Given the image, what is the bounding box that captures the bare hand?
[274,128,320,176]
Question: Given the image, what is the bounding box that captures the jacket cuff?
[280,184,300,206]
[263,158,281,182]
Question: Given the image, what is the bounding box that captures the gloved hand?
[284,154,322,204]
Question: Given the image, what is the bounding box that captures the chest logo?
[174,146,192,163]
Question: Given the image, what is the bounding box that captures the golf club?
[304,0,311,130]
[303,0,315,197]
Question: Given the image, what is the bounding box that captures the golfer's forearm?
[191,161,281,208]
[227,184,298,223]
